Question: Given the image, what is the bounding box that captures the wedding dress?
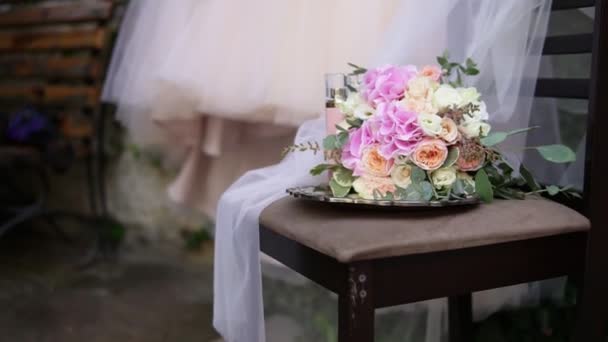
[103,0,403,217]
[213,1,556,342]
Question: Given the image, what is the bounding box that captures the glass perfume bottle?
[324,73,347,135]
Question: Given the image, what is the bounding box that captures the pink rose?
[411,138,448,171]
[419,65,442,81]
[371,101,424,159]
[359,145,394,177]
[362,65,418,107]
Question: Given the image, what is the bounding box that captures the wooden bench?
[0,0,116,236]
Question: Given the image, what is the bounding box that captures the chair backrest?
[0,0,115,154]
[535,0,606,218]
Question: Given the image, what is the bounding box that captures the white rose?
[458,87,481,106]
[418,113,443,137]
[353,102,375,120]
[460,121,491,138]
[433,85,462,110]
[464,101,489,122]
[391,164,413,189]
[431,167,457,189]
[338,93,374,121]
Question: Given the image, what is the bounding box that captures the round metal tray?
[286,186,480,209]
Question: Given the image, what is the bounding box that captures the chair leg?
[338,262,374,342]
[571,256,608,341]
[448,293,473,342]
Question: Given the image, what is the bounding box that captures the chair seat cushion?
[259,197,590,262]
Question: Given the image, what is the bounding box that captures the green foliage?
[442,147,460,168]
[282,141,321,156]
[347,62,367,75]
[322,132,349,151]
[329,178,351,198]
[475,169,494,203]
[534,144,576,163]
[185,226,213,251]
[410,165,427,183]
[332,167,354,187]
[481,127,539,147]
[437,50,480,87]
[309,163,337,176]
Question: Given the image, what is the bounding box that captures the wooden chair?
[0,0,116,222]
[259,0,607,341]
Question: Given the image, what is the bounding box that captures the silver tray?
[287,186,480,208]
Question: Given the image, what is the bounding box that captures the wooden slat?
[0,28,107,51]
[535,78,590,99]
[552,0,595,10]
[0,84,99,106]
[0,1,113,26]
[543,34,593,55]
[0,55,102,79]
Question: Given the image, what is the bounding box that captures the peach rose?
[402,97,437,116]
[359,145,394,177]
[419,65,442,82]
[411,139,448,171]
[456,140,486,171]
[352,176,397,200]
[439,117,460,144]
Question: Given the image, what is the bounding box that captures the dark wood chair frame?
[260,1,608,341]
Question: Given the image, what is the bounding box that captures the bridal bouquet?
[287,53,578,203]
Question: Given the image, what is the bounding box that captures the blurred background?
[0,1,592,341]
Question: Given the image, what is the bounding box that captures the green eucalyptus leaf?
[546,185,560,196]
[346,117,363,128]
[481,132,508,146]
[442,147,460,168]
[329,179,351,198]
[534,144,576,163]
[437,56,449,67]
[452,179,466,195]
[519,164,540,191]
[411,166,427,183]
[475,169,494,203]
[323,135,337,150]
[332,168,354,187]
[419,181,434,201]
[335,132,349,149]
[310,163,335,176]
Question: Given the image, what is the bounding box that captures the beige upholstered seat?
[260,197,590,263]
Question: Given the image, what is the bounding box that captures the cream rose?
[417,113,443,137]
[433,84,462,110]
[360,145,394,177]
[407,76,438,99]
[439,117,459,144]
[352,176,397,200]
[464,101,489,122]
[411,139,449,171]
[458,87,481,106]
[431,167,457,189]
[391,164,413,189]
[460,121,491,138]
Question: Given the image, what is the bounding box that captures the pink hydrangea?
[341,121,375,174]
[362,64,418,107]
[371,102,423,159]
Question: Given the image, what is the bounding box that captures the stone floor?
[0,224,578,342]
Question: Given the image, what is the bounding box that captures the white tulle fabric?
[214,1,554,342]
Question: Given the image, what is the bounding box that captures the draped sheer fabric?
[103,1,557,341]
[213,1,554,341]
